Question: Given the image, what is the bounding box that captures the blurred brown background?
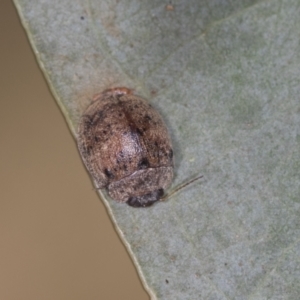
[0,1,149,299]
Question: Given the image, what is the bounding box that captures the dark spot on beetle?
[145,115,152,121]
[138,158,149,169]
[127,189,163,207]
[134,105,138,108]
[123,164,128,171]
[165,279,169,284]
[94,136,100,142]
[119,113,122,117]
[157,188,164,197]
[102,130,107,135]
[154,141,158,147]
[127,196,142,207]
[104,168,114,179]
[136,128,143,136]
[169,149,173,159]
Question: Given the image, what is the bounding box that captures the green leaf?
[14,0,300,298]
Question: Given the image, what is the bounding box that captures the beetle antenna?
[160,175,203,202]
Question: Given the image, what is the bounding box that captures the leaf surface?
[14,0,300,298]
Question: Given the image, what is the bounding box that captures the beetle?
[77,87,174,207]
[77,87,203,207]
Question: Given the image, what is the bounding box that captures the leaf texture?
[14,0,300,298]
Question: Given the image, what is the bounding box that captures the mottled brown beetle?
[78,87,203,207]
[77,87,174,207]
